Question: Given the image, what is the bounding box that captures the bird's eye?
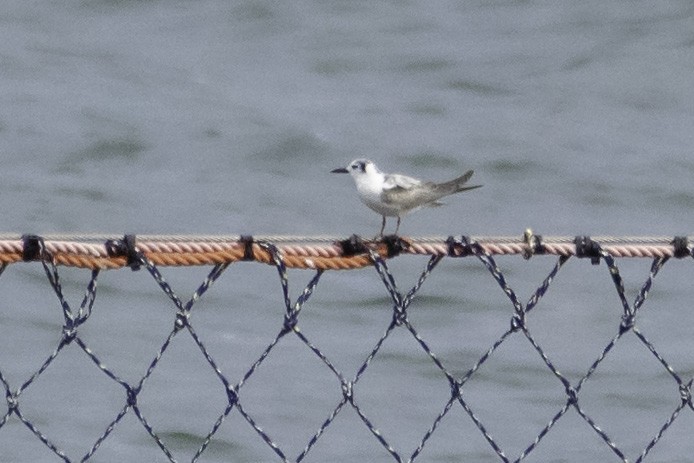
[352,161,366,172]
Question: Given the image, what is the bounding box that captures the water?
[1,1,694,461]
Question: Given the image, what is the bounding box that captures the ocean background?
[1,1,694,462]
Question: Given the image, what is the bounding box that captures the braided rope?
[0,232,691,270]
[0,233,690,270]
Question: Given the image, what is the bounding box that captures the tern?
[331,159,481,236]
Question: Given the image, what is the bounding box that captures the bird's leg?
[394,217,401,235]
[378,216,386,237]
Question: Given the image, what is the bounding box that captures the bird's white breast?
[353,171,402,217]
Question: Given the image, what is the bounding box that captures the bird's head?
[331,159,380,179]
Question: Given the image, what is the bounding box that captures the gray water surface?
[1,1,694,462]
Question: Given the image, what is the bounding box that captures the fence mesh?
[0,233,692,462]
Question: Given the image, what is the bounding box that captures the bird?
[331,159,481,236]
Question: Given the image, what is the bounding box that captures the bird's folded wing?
[383,173,422,191]
[381,177,442,210]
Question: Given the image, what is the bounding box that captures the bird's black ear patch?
[352,160,366,172]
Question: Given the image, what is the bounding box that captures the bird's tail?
[449,170,482,193]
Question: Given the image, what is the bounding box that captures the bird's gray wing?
[381,174,445,210]
[381,170,481,212]
[381,174,425,208]
[382,173,422,191]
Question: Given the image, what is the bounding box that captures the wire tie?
[226,385,239,405]
[574,235,602,265]
[283,312,298,332]
[341,380,354,402]
[671,236,690,258]
[522,228,545,259]
[450,379,462,399]
[619,313,635,334]
[680,381,692,406]
[21,234,45,261]
[6,393,18,412]
[126,386,138,407]
[510,314,524,332]
[446,236,472,257]
[337,234,368,257]
[392,307,407,326]
[174,311,189,331]
[382,235,409,258]
[240,235,255,261]
[105,234,141,270]
[565,386,578,405]
[62,325,77,344]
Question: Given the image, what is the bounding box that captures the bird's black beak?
[331,167,348,174]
